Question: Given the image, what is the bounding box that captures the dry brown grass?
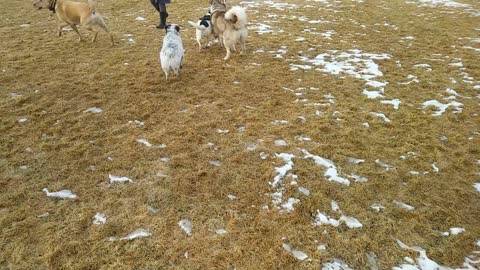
[1,0,479,269]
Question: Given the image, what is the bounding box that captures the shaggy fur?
[160,24,184,81]
[33,0,113,45]
[210,0,248,60]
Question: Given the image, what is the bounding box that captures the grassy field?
[1,0,479,269]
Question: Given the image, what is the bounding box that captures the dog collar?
[49,0,57,13]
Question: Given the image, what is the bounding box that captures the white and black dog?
[160,24,184,81]
[188,10,213,51]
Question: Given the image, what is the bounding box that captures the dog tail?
[225,6,247,29]
[188,20,207,30]
[88,0,96,13]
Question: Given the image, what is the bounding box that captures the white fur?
[225,6,248,29]
[160,25,184,81]
[222,6,248,60]
[188,20,212,51]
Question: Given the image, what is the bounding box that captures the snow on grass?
[250,23,275,34]
[93,213,107,225]
[128,120,144,126]
[209,160,222,167]
[412,0,470,8]
[381,99,401,109]
[119,229,152,240]
[271,120,289,125]
[178,219,192,236]
[441,227,465,236]
[370,112,392,123]
[363,89,384,99]
[136,138,166,148]
[314,201,363,229]
[413,63,432,71]
[83,107,102,113]
[392,239,471,270]
[282,243,309,261]
[301,149,351,185]
[348,157,365,164]
[393,200,415,211]
[422,100,463,116]
[109,174,134,184]
[370,203,385,212]
[214,229,227,235]
[281,198,300,212]
[135,16,146,21]
[474,183,480,192]
[375,159,395,171]
[322,258,353,270]
[298,186,310,196]
[42,188,77,199]
[227,194,237,200]
[274,139,288,146]
[292,50,391,103]
[18,118,28,123]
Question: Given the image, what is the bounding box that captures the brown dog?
[33,0,113,45]
[210,0,248,60]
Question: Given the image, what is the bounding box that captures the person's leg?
[157,3,168,29]
[150,0,159,12]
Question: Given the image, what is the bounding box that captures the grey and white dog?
[160,24,184,80]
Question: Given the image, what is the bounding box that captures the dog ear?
[175,25,180,32]
[165,24,171,33]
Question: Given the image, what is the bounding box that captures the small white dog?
[188,11,212,51]
[160,24,184,81]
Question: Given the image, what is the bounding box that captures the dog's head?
[210,0,227,13]
[165,24,180,35]
[33,0,55,12]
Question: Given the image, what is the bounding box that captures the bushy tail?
[188,20,207,30]
[88,0,96,13]
[225,6,247,29]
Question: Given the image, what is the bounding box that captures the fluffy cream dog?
[33,0,113,45]
[210,0,248,60]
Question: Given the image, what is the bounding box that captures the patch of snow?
[422,100,463,116]
[370,112,392,123]
[370,203,385,212]
[393,200,415,211]
[275,140,288,146]
[93,213,107,225]
[178,219,192,236]
[302,149,350,185]
[120,229,152,240]
[83,107,102,113]
[322,258,353,270]
[348,157,365,164]
[282,243,309,261]
[298,186,310,196]
[381,99,401,109]
[42,188,77,199]
[109,174,133,184]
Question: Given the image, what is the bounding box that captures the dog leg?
[224,46,231,61]
[98,21,114,46]
[240,37,247,55]
[57,24,67,36]
[70,24,82,42]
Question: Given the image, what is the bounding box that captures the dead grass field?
[1,0,479,269]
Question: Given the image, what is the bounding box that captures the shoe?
[157,12,168,29]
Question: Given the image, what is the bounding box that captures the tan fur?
[210,0,247,61]
[33,0,113,45]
